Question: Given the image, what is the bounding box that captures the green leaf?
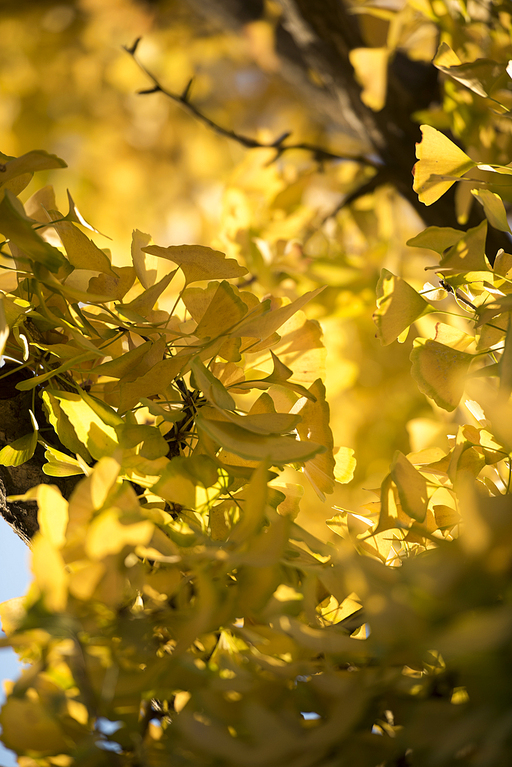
[143,243,247,284]
[196,411,325,464]
[410,339,473,411]
[472,188,511,233]
[413,125,476,205]
[373,269,430,345]
[190,357,236,410]
[390,451,428,522]
[0,190,65,272]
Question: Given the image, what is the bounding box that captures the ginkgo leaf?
[390,451,428,522]
[193,281,248,339]
[407,226,464,254]
[0,696,69,754]
[438,220,489,273]
[334,447,357,484]
[118,354,187,413]
[221,409,301,435]
[434,42,509,99]
[51,390,119,460]
[131,229,157,288]
[189,357,236,410]
[0,190,65,272]
[94,339,152,379]
[472,188,511,232]
[196,410,324,463]
[88,265,136,300]
[85,509,154,559]
[36,485,69,548]
[42,390,92,462]
[349,47,390,111]
[143,243,247,284]
[31,533,68,612]
[413,125,476,205]
[296,379,336,499]
[374,269,430,345]
[120,269,176,316]
[231,286,324,340]
[229,461,269,544]
[117,423,169,460]
[48,213,116,274]
[0,409,38,467]
[0,149,66,188]
[410,339,473,411]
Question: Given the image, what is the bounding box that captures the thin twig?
[123,38,379,168]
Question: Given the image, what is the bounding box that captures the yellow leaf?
[349,47,389,111]
[0,597,26,636]
[37,485,68,548]
[131,228,157,288]
[68,560,106,601]
[413,125,476,205]
[31,534,68,612]
[374,269,430,345]
[334,447,357,484]
[390,451,428,522]
[49,213,115,274]
[143,243,247,284]
[438,220,489,273]
[472,188,511,233]
[196,411,325,464]
[85,509,154,559]
[296,379,336,499]
[410,339,472,411]
[52,390,119,460]
[0,695,68,754]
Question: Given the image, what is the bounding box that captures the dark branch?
[123,39,379,168]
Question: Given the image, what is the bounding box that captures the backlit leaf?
[472,188,511,233]
[374,269,430,345]
[296,379,336,499]
[196,410,324,463]
[143,243,247,284]
[390,451,428,522]
[190,356,236,410]
[31,534,68,612]
[86,509,154,559]
[413,125,476,205]
[0,149,66,188]
[0,190,65,272]
[410,339,473,411]
[48,213,116,274]
[36,485,69,548]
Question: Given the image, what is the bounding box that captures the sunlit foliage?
[1,0,512,765]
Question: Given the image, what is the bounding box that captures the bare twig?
[123,38,379,168]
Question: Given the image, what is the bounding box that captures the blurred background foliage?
[0,0,444,540]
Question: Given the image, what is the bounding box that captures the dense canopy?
[1,0,512,765]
